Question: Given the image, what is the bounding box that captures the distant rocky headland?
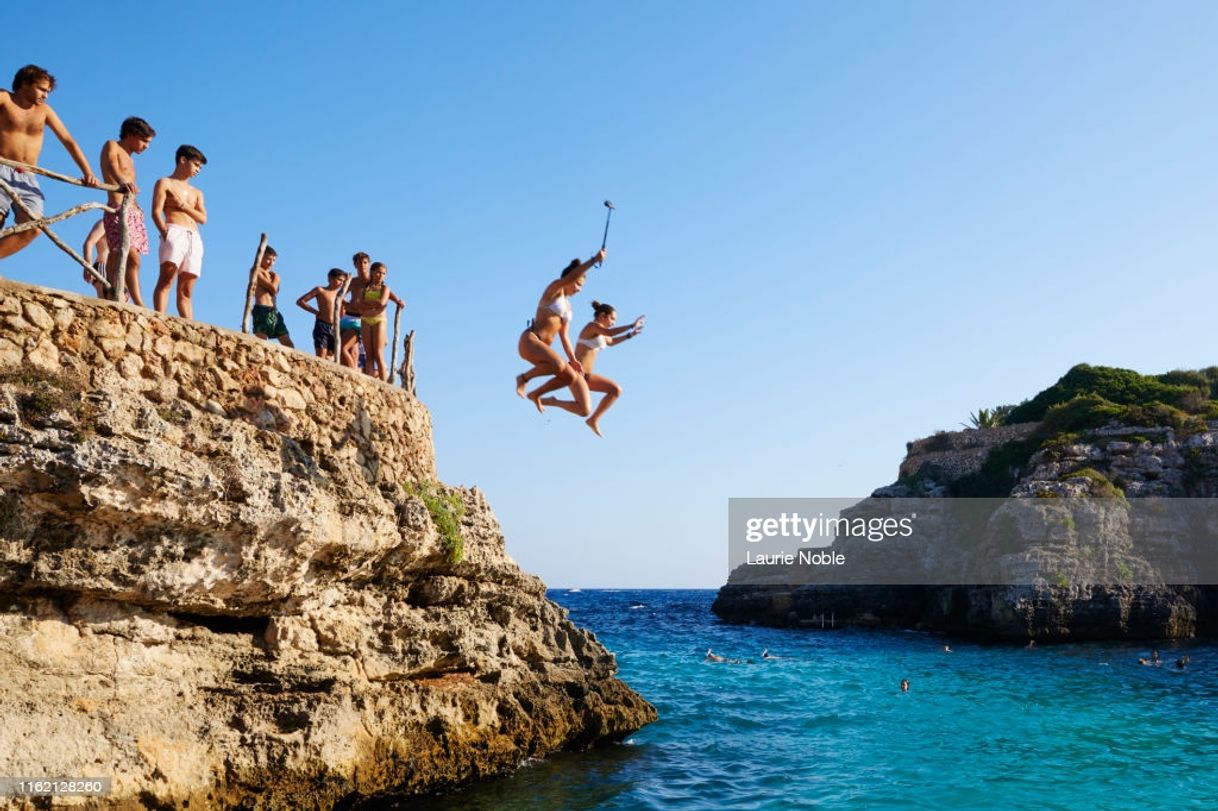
[714,364,1218,641]
[0,279,654,808]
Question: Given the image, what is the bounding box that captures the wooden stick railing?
[241,234,269,333]
[331,275,351,364]
[400,329,415,394]
[389,302,403,381]
[0,200,112,237]
[0,174,112,291]
[0,157,123,293]
[111,194,131,303]
[0,156,122,192]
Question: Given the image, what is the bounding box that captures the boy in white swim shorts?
[151,145,207,319]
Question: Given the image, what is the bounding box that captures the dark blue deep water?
[402,589,1218,810]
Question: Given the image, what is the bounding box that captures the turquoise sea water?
[400,590,1218,810]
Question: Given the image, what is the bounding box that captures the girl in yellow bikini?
[356,261,404,381]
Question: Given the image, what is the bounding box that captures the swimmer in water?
[901,679,910,693]
[705,648,746,664]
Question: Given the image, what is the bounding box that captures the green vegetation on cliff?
[1005,364,1218,425]
[404,480,466,564]
[952,364,1218,497]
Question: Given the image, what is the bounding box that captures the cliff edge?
[0,279,655,809]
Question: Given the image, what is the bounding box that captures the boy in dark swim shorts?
[296,267,348,359]
[251,246,294,347]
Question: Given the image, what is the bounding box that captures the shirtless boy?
[0,64,99,260]
[99,116,155,305]
[339,251,372,369]
[296,268,348,359]
[252,247,294,347]
[151,145,207,318]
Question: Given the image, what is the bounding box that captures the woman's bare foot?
[515,373,528,397]
[585,418,603,437]
[527,389,545,413]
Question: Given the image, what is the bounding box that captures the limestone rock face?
[0,281,654,809]
[714,422,1218,641]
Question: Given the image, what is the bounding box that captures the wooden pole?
[0,156,122,192]
[401,329,416,394]
[0,201,112,238]
[389,302,403,382]
[331,275,351,364]
[112,194,131,303]
[241,234,268,334]
[0,175,110,289]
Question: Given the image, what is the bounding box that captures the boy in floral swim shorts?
[100,116,155,306]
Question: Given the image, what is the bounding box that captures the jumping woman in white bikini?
[515,248,606,414]
[540,300,643,436]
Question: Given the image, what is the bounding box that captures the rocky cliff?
[0,279,655,809]
[714,365,1218,642]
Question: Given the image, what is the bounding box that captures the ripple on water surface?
[384,590,1218,810]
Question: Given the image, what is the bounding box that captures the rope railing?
[0,156,124,294]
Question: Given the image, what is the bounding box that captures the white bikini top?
[543,293,572,323]
[577,334,608,351]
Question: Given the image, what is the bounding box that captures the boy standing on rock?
[340,251,371,369]
[0,64,99,260]
[99,116,156,306]
[151,145,207,318]
[296,268,348,359]
[252,247,294,347]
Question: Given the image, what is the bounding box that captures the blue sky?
[6,2,1218,587]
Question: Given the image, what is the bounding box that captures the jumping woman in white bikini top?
[537,299,644,436]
